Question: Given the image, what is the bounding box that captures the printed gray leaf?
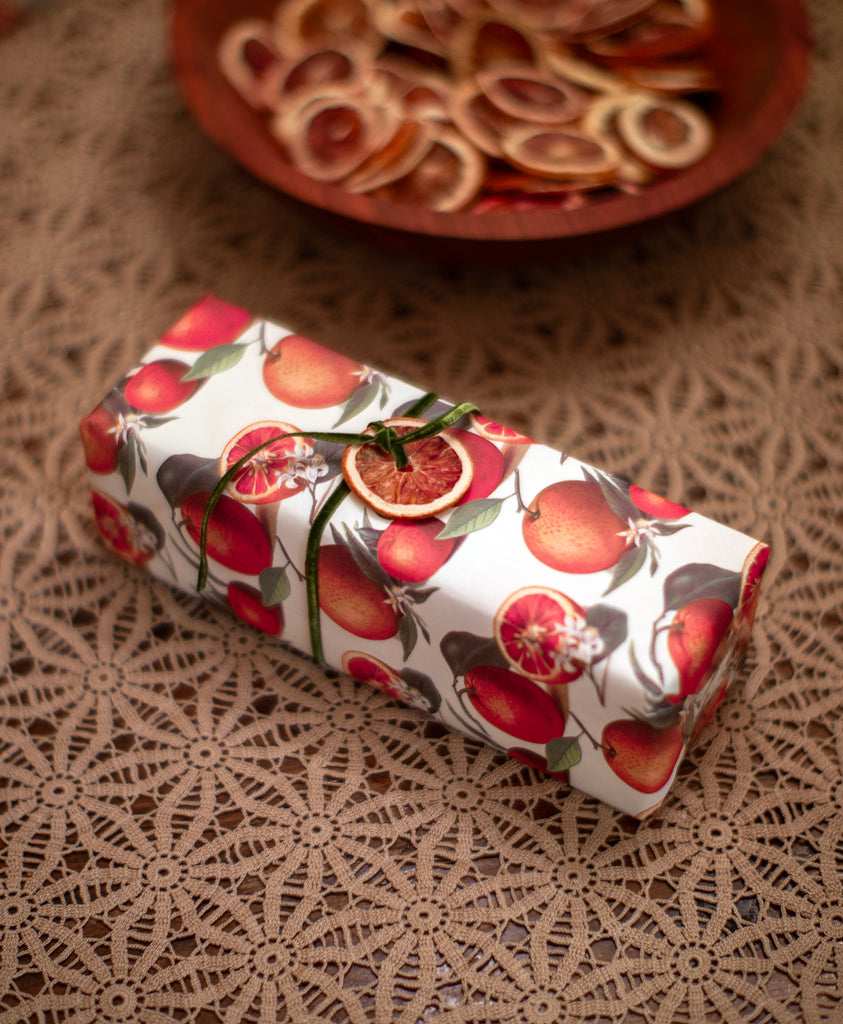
[546,736,582,772]
[436,498,504,540]
[603,543,647,596]
[259,566,290,606]
[181,343,246,381]
[333,380,380,427]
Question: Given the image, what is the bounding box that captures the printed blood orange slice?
[615,93,712,168]
[469,413,533,444]
[494,586,592,684]
[341,651,403,698]
[342,417,472,519]
[217,19,284,110]
[220,420,312,505]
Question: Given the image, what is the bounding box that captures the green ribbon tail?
[305,481,350,666]
[194,389,479,667]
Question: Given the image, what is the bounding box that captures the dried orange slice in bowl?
[342,417,472,519]
[494,585,590,684]
[220,420,312,504]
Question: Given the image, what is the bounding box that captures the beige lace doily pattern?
[1,1,841,1021]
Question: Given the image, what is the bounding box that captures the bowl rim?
[170,0,812,243]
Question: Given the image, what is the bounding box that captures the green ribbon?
[196,392,478,665]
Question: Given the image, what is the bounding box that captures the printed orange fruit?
[494,586,589,684]
[181,492,272,575]
[124,360,198,413]
[227,582,283,635]
[666,597,734,701]
[469,413,533,444]
[341,650,402,698]
[446,428,504,504]
[377,517,455,582]
[522,480,630,574]
[80,402,120,474]
[464,665,565,744]
[220,420,310,505]
[342,417,472,519]
[628,484,690,519]
[602,719,684,794]
[91,490,158,566]
[159,296,253,351]
[263,334,365,408]
[318,544,399,640]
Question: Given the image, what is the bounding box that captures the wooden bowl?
[170,0,811,261]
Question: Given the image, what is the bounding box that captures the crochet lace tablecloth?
[1,2,841,1021]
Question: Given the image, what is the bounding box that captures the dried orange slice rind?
[342,417,472,519]
[345,119,436,193]
[371,128,485,212]
[475,64,588,124]
[273,89,396,182]
[220,420,313,504]
[502,125,620,180]
[494,585,589,683]
[217,19,284,110]
[616,93,712,168]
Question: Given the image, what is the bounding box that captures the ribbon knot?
[196,391,477,664]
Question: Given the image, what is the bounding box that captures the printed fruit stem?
[566,710,608,754]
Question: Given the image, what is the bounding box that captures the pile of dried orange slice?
[218,0,718,213]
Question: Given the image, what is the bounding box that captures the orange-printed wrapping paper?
[80,297,769,817]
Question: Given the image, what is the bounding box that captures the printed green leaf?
[181,343,246,381]
[662,563,741,612]
[117,436,137,494]
[603,543,647,596]
[399,613,418,661]
[436,498,504,539]
[342,524,393,590]
[546,736,582,772]
[651,522,692,537]
[259,566,290,606]
[594,470,639,524]
[333,380,381,427]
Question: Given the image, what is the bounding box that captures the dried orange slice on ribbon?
[342,417,472,519]
[220,420,312,504]
[494,586,590,684]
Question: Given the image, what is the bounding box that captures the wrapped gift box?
[80,296,769,817]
